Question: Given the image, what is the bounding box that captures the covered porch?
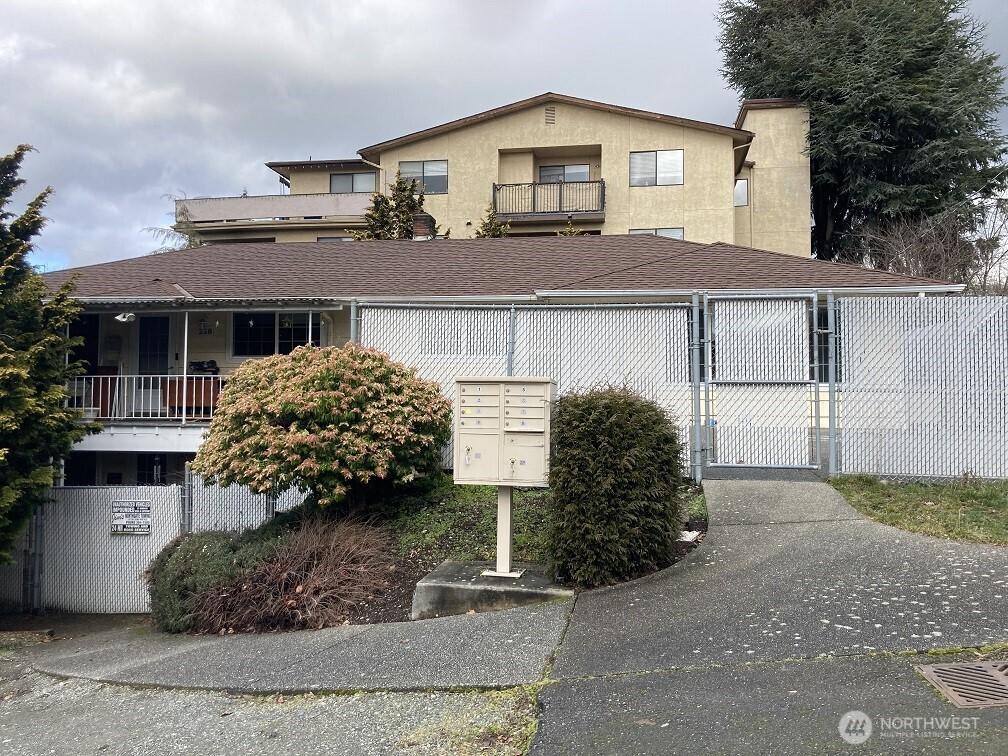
[68,303,351,424]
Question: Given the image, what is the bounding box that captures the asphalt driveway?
[534,479,1008,755]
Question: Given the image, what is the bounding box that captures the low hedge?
[147,507,395,633]
[547,387,687,588]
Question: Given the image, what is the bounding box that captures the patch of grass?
[399,686,539,755]
[926,641,1008,659]
[385,476,551,566]
[686,488,707,522]
[830,476,1008,545]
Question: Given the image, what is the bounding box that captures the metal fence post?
[181,464,193,534]
[826,292,838,476]
[691,292,703,484]
[506,304,516,376]
[702,292,712,468]
[349,299,360,343]
[811,292,821,469]
[266,485,278,522]
[30,501,45,613]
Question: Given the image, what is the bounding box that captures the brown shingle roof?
[42,236,959,304]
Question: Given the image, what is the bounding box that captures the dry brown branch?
[190,518,395,633]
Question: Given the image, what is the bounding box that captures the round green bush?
[547,387,686,588]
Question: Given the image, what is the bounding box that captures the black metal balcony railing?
[492,179,605,217]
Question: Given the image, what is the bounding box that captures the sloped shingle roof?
[42,235,958,304]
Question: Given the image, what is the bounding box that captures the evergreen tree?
[0,146,91,562]
[473,205,510,238]
[557,220,583,237]
[719,0,1007,261]
[351,171,426,240]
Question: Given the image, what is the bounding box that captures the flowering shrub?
[192,344,451,508]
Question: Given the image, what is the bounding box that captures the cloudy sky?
[4,0,1007,271]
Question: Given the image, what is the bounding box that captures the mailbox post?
[453,376,555,578]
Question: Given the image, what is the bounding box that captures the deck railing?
[68,375,225,421]
[175,192,371,224]
[492,179,605,217]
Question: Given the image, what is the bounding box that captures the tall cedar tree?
[718,0,1007,261]
[0,146,91,562]
[473,205,510,238]
[351,171,426,240]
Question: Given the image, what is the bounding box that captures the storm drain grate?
[917,662,1008,708]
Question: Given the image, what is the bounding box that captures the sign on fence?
[111,500,152,534]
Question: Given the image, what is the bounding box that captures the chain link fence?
[360,296,1008,481]
[0,472,307,614]
[836,296,1008,478]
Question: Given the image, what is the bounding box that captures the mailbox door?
[504,432,547,483]
[457,433,499,481]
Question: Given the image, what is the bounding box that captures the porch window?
[232,312,321,356]
[232,313,276,356]
[629,149,683,186]
[399,160,448,194]
[278,313,320,354]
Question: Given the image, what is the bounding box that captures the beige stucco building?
[175,93,811,257]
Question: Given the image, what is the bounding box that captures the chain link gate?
[702,295,822,470]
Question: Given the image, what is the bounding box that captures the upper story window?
[539,164,590,183]
[232,312,320,357]
[629,149,683,187]
[629,227,684,239]
[330,172,376,194]
[734,178,749,207]
[399,160,448,194]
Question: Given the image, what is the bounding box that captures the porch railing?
[68,375,225,421]
[492,179,605,217]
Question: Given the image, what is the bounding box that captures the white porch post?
[308,310,314,346]
[180,311,189,425]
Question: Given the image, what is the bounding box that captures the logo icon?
[839,710,873,744]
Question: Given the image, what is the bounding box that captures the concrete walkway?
[533,479,1008,754]
[26,599,571,693]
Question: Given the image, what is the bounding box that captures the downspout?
[349,299,360,343]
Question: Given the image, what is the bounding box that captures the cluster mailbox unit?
[453,376,555,577]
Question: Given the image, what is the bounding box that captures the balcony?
[492,180,605,224]
[175,192,372,226]
[69,375,225,422]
